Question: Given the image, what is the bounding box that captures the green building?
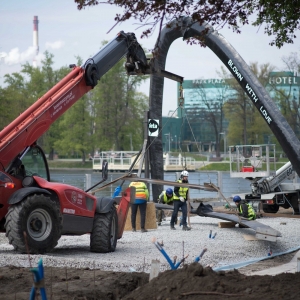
[162,72,300,153]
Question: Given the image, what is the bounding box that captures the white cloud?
[45,40,65,50]
[2,46,36,65]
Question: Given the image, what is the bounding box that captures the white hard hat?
[181,170,189,177]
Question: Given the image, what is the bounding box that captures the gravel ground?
[1,215,300,273]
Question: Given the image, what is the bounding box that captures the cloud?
[45,40,65,50]
[1,46,36,65]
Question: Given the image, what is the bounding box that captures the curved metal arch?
[149,17,300,201]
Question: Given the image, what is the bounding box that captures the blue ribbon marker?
[30,258,47,300]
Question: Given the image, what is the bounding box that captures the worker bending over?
[233,195,256,220]
[157,188,174,225]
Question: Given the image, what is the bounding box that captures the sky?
[1,0,300,116]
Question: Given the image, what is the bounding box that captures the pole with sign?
[148,119,159,137]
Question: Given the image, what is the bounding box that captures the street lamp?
[164,133,171,152]
[127,134,133,151]
[174,135,177,151]
[220,132,226,158]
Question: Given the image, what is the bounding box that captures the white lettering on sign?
[148,119,159,137]
[269,77,298,85]
[245,84,259,103]
[192,79,226,85]
[228,59,243,82]
[260,106,272,124]
[63,208,75,214]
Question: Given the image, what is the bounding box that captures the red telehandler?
[0,31,151,254]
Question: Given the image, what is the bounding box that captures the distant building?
[268,71,300,103]
[162,72,300,153]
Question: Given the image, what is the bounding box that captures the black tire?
[262,204,279,214]
[90,206,118,253]
[5,194,62,254]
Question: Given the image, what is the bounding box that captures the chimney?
[33,16,39,67]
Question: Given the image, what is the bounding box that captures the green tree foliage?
[75,0,300,48]
[0,49,148,163]
[268,53,300,138]
[188,68,231,157]
[224,62,274,146]
[88,58,148,153]
[54,95,92,163]
[0,52,70,159]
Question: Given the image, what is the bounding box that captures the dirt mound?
[125,262,300,299]
[1,263,300,299]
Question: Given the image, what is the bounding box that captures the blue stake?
[30,258,47,300]
[152,237,188,270]
[194,248,207,262]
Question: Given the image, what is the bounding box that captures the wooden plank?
[124,202,157,231]
[218,221,236,228]
[243,234,258,241]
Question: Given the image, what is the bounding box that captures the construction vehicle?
[0,31,156,254]
[229,144,300,214]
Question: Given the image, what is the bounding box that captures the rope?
[180,105,212,183]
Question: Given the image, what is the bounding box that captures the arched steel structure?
[149,17,300,201]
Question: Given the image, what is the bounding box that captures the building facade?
[162,72,300,153]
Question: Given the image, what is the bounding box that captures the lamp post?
[164,133,171,152]
[174,135,177,151]
[220,132,226,158]
[127,133,133,151]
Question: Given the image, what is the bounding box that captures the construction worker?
[129,181,149,232]
[157,188,174,225]
[171,170,191,231]
[233,195,256,220]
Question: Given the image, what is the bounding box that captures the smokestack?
[33,16,39,55]
[33,16,39,67]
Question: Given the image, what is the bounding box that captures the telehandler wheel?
[262,204,279,214]
[90,206,118,253]
[5,194,62,254]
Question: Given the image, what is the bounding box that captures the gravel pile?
[0,215,299,273]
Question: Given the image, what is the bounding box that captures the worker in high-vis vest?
[157,188,174,225]
[171,170,191,231]
[233,195,256,220]
[129,181,149,232]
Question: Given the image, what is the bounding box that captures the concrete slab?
[155,202,282,239]
[250,250,300,276]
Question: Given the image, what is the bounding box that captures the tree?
[75,0,300,48]
[188,71,231,157]
[0,51,70,159]
[224,62,274,146]
[54,95,92,163]
[89,57,148,154]
[20,52,70,159]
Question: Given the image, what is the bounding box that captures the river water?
[50,170,256,200]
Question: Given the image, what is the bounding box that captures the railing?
[92,151,196,172]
